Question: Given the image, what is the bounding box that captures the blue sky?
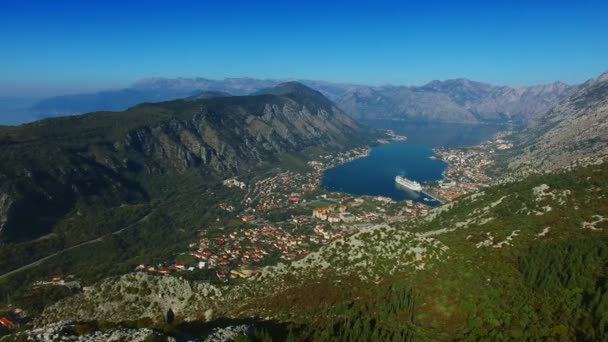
[1,0,607,96]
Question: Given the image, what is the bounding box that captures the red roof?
[288,197,301,203]
[0,317,15,329]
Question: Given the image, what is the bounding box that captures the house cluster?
[223,178,246,189]
[0,308,27,331]
[495,139,513,150]
[431,135,511,201]
[248,171,311,211]
[386,130,408,141]
[135,262,196,275]
[32,274,78,288]
[0,317,16,330]
[312,204,356,223]
[311,224,348,241]
[240,214,256,223]
[188,225,312,274]
[389,200,431,220]
[308,148,371,176]
[218,202,235,212]
[243,147,372,214]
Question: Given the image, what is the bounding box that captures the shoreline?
[319,129,512,206]
[425,130,512,202]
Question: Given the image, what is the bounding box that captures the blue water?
[363,120,503,148]
[322,121,502,203]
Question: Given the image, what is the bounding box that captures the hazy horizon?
[0,73,592,99]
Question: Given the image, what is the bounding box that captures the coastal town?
[425,131,513,202]
[131,130,518,282]
[0,130,515,334]
[26,131,512,287]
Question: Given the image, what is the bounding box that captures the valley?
[3,2,608,341]
[0,73,607,342]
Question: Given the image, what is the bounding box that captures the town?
[0,131,515,333]
[425,132,513,202]
[133,133,444,281]
[26,132,511,288]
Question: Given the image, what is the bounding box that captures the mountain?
[30,88,198,118]
[3,73,608,340]
[0,82,370,245]
[508,71,608,170]
[334,80,574,124]
[28,78,281,119]
[22,77,573,126]
[26,78,357,121]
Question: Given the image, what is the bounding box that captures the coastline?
[424,130,513,202]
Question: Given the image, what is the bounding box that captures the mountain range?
[1,70,608,340]
[0,82,371,245]
[10,77,575,126]
[16,70,608,341]
[508,71,608,170]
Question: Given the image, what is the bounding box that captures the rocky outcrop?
[3,321,175,342]
[40,272,222,325]
[0,192,12,239]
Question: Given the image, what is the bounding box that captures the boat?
[395,176,422,192]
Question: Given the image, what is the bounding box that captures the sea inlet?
[322,121,503,205]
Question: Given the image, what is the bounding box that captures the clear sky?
[1,0,607,96]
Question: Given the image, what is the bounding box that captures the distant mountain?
[29,78,282,119]
[508,71,608,170]
[132,77,279,96]
[23,77,574,126]
[334,80,574,124]
[0,82,370,243]
[30,87,198,118]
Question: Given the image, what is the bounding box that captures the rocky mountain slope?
[335,79,573,124]
[508,71,608,171]
[21,77,573,126]
[0,82,369,244]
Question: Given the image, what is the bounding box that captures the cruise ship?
[395,176,423,192]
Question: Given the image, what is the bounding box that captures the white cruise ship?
[395,176,422,192]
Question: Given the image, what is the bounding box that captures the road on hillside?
[0,211,153,281]
[0,183,220,281]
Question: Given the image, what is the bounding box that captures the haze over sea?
[322,121,502,203]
